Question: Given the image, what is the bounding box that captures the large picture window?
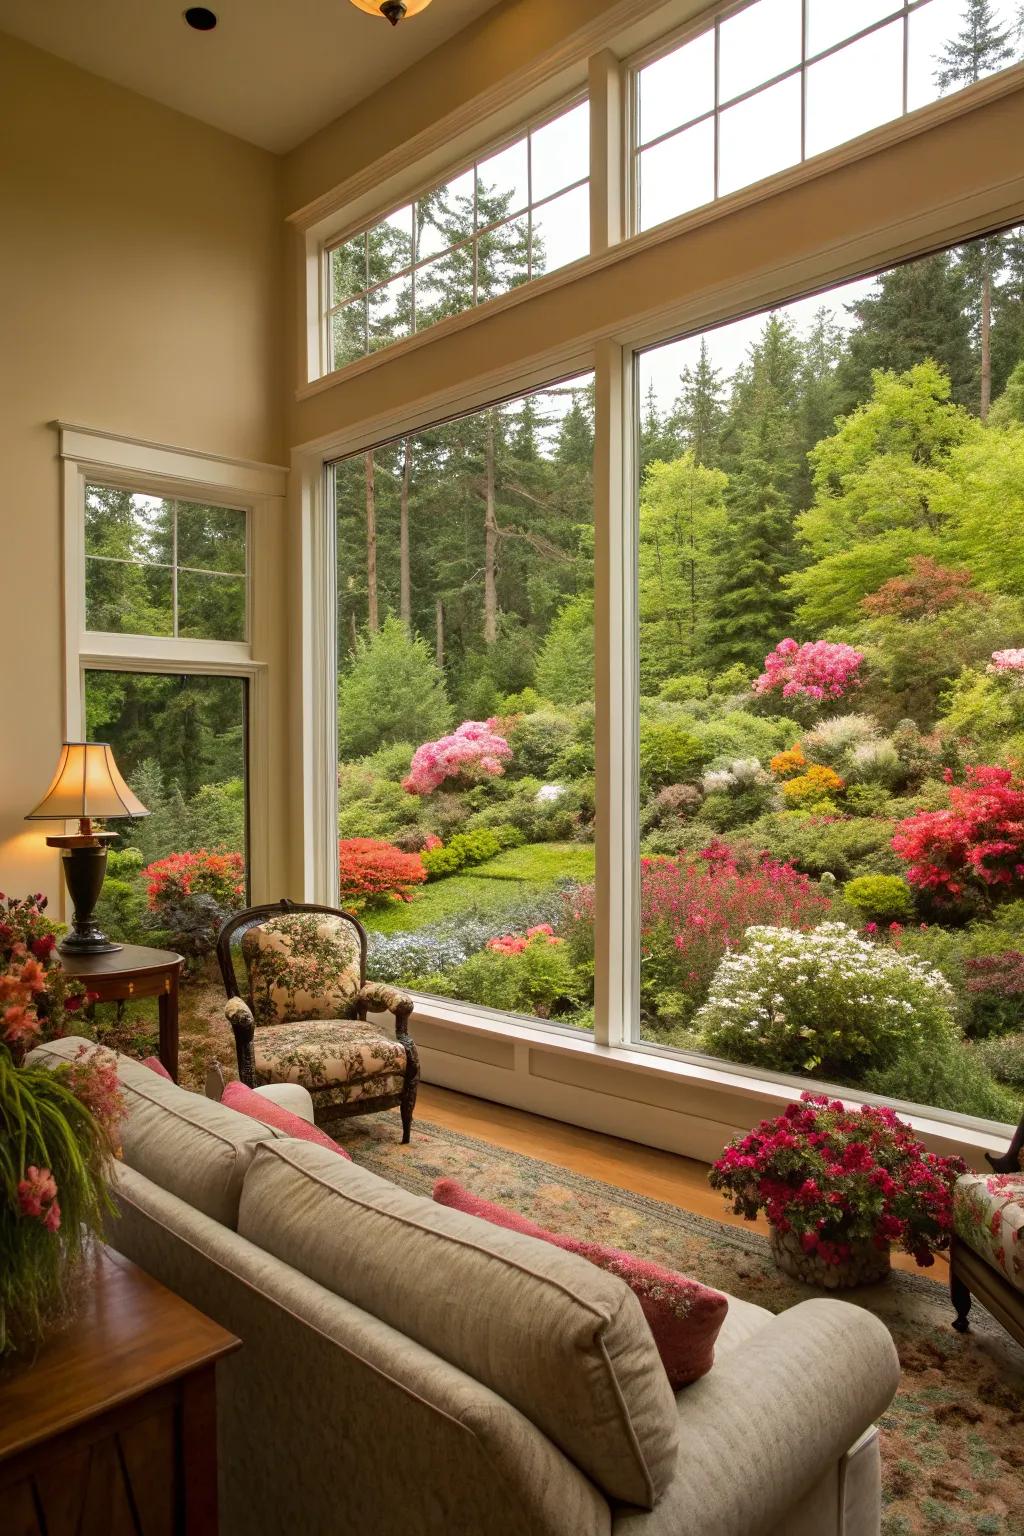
[633,0,1024,232]
[332,376,595,1028]
[324,100,590,371]
[632,218,1024,1119]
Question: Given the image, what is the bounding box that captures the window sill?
[404,993,1015,1166]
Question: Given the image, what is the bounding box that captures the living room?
[1,1,1023,1532]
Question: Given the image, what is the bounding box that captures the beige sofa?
[31,1038,900,1536]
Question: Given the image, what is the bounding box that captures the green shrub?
[843,875,915,925]
[639,721,708,789]
[695,710,799,767]
[534,596,593,707]
[465,780,577,842]
[93,848,155,947]
[801,714,880,769]
[748,812,902,881]
[659,674,709,702]
[864,1040,1021,1123]
[845,783,895,817]
[421,828,504,879]
[441,932,585,1019]
[504,710,575,778]
[974,1032,1024,1089]
[695,922,957,1080]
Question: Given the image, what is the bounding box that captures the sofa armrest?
[613,1299,898,1536]
[357,981,414,1031]
[225,995,255,1037]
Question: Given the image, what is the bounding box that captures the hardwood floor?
[417,1083,948,1284]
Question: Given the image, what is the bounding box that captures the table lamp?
[25,742,149,955]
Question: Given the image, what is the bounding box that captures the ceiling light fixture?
[349,0,434,26]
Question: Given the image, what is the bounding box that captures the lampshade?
[349,0,434,21]
[25,743,149,822]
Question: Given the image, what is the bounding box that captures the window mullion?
[589,49,626,255]
[593,338,638,1050]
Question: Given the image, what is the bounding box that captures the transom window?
[633,0,1024,232]
[84,483,248,642]
[324,99,590,371]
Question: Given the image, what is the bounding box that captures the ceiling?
[0,0,506,153]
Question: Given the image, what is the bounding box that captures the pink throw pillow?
[142,1056,173,1080]
[434,1178,727,1389]
[221,1080,353,1160]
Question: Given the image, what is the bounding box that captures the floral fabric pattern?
[358,980,412,1018]
[253,1018,407,1107]
[953,1171,1024,1292]
[242,914,362,1027]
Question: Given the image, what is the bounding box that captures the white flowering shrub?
[694,922,957,1080]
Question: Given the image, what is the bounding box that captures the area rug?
[327,1110,1024,1536]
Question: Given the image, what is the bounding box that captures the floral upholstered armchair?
[216,899,419,1142]
[950,1108,1024,1349]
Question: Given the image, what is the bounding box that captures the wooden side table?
[61,944,184,1080]
[0,1245,239,1536]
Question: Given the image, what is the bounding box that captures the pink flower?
[2,1003,40,1047]
[403,721,512,796]
[17,1165,59,1226]
[753,639,864,703]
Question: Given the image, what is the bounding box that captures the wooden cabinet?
[0,1246,239,1535]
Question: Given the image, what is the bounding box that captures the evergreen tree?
[670,339,725,467]
[991,227,1024,401]
[794,307,846,508]
[639,382,682,476]
[835,252,976,411]
[934,10,1021,416]
[638,454,728,684]
[704,315,803,668]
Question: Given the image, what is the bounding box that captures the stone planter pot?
[770,1226,891,1288]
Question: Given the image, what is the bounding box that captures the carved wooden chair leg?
[950,1264,973,1334]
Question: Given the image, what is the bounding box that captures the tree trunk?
[399,438,412,629]
[365,451,378,633]
[483,413,498,646]
[980,264,992,423]
[435,598,445,670]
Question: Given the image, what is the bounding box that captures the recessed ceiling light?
[184,7,218,31]
[349,0,434,25]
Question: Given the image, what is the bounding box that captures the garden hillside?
[89,226,1024,1126]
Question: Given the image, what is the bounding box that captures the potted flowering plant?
[709,1092,966,1288]
[0,893,124,1358]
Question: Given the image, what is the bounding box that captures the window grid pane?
[323,98,590,369]
[634,0,1021,233]
[84,484,247,641]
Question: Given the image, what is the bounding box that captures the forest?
[85,7,1024,1123]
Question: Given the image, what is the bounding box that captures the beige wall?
[0,33,284,902]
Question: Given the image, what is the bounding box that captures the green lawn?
[365,841,595,935]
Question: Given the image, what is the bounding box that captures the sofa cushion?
[953,1170,1024,1292]
[238,1139,680,1509]
[28,1036,278,1228]
[221,1080,353,1159]
[433,1179,728,1389]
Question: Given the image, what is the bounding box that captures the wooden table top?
[60,944,184,980]
[0,1246,238,1463]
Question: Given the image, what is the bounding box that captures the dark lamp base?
[47,837,120,956]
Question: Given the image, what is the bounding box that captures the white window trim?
[59,423,287,904]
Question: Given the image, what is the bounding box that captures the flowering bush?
[563,843,830,1029]
[695,922,957,1079]
[770,743,806,779]
[988,648,1024,684]
[892,764,1024,905]
[862,557,984,620]
[709,1093,966,1268]
[0,894,94,1060]
[403,720,512,796]
[753,639,864,704]
[425,925,584,1020]
[143,849,246,967]
[961,950,1024,1038]
[338,838,427,910]
[781,764,845,808]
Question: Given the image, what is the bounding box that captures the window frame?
[627,0,1018,234]
[60,424,285,904]
[316,90,592,380]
